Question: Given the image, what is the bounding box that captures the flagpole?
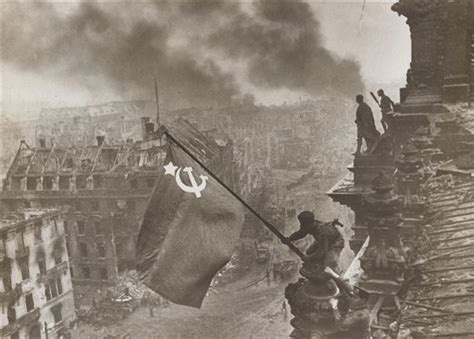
[164,130,305,259]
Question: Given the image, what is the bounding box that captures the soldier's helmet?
[297,211,314,225]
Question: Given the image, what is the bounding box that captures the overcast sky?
[1,0,410,116]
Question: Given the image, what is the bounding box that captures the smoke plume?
[3,1,365,108]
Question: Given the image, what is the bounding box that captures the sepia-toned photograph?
[1,0,473,338]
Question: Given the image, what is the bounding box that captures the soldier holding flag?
[377,89,395,133]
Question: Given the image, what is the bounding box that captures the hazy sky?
[1,0,410,116]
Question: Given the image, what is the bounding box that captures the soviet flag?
[136,140,245,308]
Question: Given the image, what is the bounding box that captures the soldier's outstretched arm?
[287,229,308,242]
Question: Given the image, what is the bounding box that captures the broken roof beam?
[58,147,71,171]
[108,145,131,173]
[90,142,105,173]
[24,149,38,176]
[40,143,56,175]
[109,144,124,172]
[4,141,30,183]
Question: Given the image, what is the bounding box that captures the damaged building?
[0,208,75,339]
[35,100,157,148]
[316,0,474,337]
[1,117,237,309]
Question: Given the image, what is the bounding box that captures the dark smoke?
[206,0,364,96]
[3,1,364,107]
[3,2,243,108]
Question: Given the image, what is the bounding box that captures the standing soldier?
[354,95,380,154]
[377,89,395,133]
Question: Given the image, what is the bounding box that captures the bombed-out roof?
[4,118,225,180]
[401,174,474,336]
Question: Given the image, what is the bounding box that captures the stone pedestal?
[356,172,407,337]
[285,277,348,339]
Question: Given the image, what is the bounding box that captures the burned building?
[0,208,75,339]
[1,118,236,308]
[35,100,157,148]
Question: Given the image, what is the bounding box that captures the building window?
[97,243,106,258]
[38,255,47,274]
[83,266,90,279]
[91,200,99,212]
[3,276,12,291]
[45,284,51,301]
[7,305,16,324]
[77,220,85,235]
[76,175,87,189]
[45,277,63,301]
[93,175,103,189]
[25,293,35,312]
[54,251,62,266]
[130,179,138,190]
[75,201,82,212]
[16,231,26,252]
[94,221,103,235]
[127,200,136,212]
[100,268,108,280]
[59,176,70,190]
[51,305,62,324]
[56,277,63,295]
[34,222,42,242]
[79,242,88,257]
[26,177,37,190]
[19,258,30,280]
[50,281,58,298]
[52,217,59,236]
[146,178,155,189]
[43,176,53,190]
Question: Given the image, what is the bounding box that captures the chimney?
[96,135,105,146]
[141,117,151,141]
[145,122,155,140]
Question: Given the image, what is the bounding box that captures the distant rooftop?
[4,118,227,181]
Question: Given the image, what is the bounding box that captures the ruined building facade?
[0,208,75,339]
[1,118,237,309]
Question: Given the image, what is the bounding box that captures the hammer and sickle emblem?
[163,162,208,198]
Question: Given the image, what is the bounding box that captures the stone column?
[442,0,470,101]
[36,177,43,191]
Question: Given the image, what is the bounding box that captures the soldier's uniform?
[356,102,380,154]
[288,211,344,272]
[380,94,394,132]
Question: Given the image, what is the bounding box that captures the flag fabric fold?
[136,142,244,308]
